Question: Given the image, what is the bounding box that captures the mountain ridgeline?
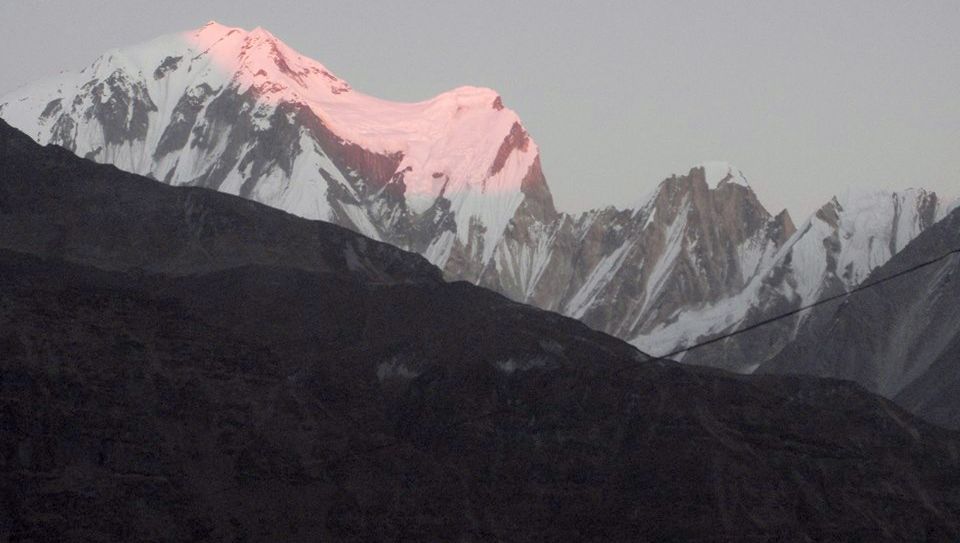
[3,115,960,540]
[762,205,960,430]
[2,22,955,372]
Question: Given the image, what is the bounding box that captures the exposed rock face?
[762,205,960,430]
[672,186,943,371]
[482,166,945,373]
[4,119,960,541]
[0,23,948,370]
[481,167,793,351]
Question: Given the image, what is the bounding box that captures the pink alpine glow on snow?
[186,22,540,204]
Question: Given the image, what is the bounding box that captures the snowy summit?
[0,22,556,273]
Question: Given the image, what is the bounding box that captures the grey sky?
[2,0,958,220]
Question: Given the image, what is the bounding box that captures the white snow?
[0,21,536,273]
[564,240,636,319]
[638,197,690,316]
[829,187,932,288]
[737,231,779,282]
[423,230,457,268]
[643,207,657,229]
[489,220,562,301]
[629,185,940,369]
[630,285,758,362]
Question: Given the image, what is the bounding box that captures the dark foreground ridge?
[1,119,959,541]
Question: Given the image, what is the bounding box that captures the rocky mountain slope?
[761,205,960,430]
[4,118,960,541]
[0,23,949,370]
[481,165,945,372]
[670,184,944,370]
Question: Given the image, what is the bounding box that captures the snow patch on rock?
[699,161,749,188]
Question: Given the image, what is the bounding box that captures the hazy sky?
[2,0,958,220]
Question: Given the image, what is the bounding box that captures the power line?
[444,243,960,429]
[309,242,960,463]
[655,245,960,360]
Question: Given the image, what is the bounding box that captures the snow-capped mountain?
[481,163,795,360]
[0,21,553,283]
[483,161,945,371]
[761,205,960,429]
[667,186,943,370]
[0,23,949,368]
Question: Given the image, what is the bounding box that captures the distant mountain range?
[1,21,957,374]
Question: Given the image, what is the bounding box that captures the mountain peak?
[187,22,339,94]
[0,23,548,273]
[696,161,750,189]
[641,163,764,216]
[194,20,243,41]
[248,25,274,38]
